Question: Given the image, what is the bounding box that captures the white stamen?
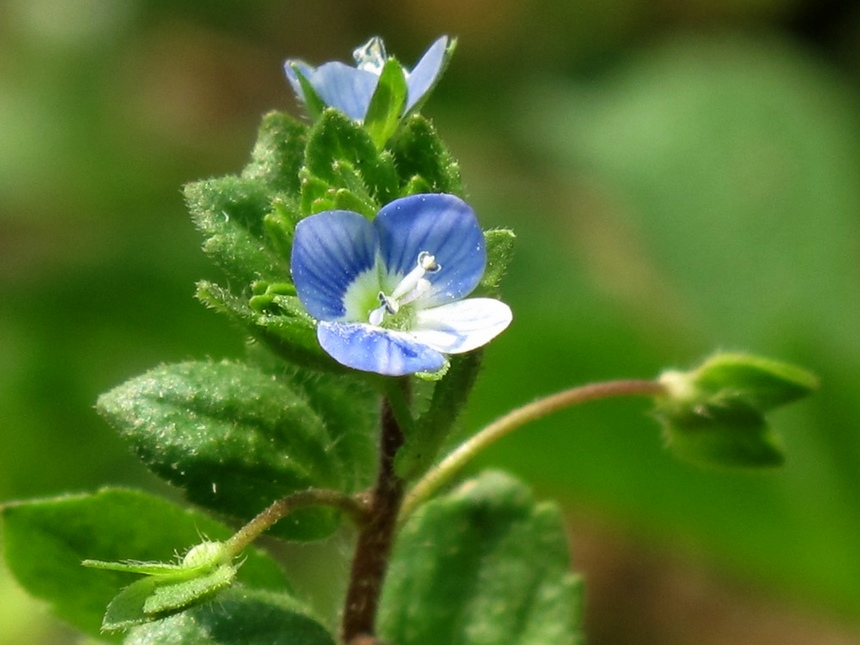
[367,252,440,326]
[353,37,387,75]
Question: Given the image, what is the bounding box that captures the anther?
[418,251,441,273]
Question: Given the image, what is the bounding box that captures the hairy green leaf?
[185,176,284,285]
[97,361,344,540]
[380,471,583,645]
[390,114,463,196]
[303,109,398,208]
[0,488,287,641]
[124,587,336,645]
[242,111,308,195]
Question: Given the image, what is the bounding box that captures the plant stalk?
[341,384,408,643]
[224,488,370,557]
[400,379,665,519]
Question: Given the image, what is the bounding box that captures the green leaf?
[185,176,284,285]
[364,58,408,149]
[303,109,398,208]
[1,488,288,641]
[242,111,308,195]
[124,587,336,645]
[655,353,817,468]
[96,361,344,540]
[240,341,380,493]
[479,228,516,296]
[379,471,583,645]
[281,367,379,493]
[390,114,463,196]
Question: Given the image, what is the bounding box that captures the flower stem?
[400,379,666,519]
[224,489,370,558]
[341,382,409,644]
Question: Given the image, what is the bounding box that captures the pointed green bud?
[655,353,817,468]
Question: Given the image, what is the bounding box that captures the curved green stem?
[400,379,666,520]
[224,489,370,557]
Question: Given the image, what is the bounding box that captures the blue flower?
[290,194,512,376]
[285,36,450,123]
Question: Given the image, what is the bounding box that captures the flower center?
[368,252,440,327]
[353,37,387,75]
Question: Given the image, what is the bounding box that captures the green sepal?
[124,587,336,645]
[0,488,288,642]
[390,114,463,196]
[399,174,434,196]
[248,281,297,313]
[662,416,786,468]
[289,63,327,120]
[684,352,819,412]
[656,353,818,468]
[83,540,230,578]
[364,57,409,149]
[96,360,345,540]
[303,108,398,209]
[300,171,336,215]
[100,563,237,632]
[379,471,583,645]
[479,228,516,296]
[333,187,377,218]
[262,198,301,262]
[396,351,483,481]
[312,157,378,217]
[241,111,308,195]
[196,280,333,370]
[185,176,284,285]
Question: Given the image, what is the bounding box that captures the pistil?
[353,37,387,75]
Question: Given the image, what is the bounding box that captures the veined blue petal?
[308,62,379,121]
[318,322,446,376]
[376,194,485,308]
[405,36,449,111]
[291,211,378,321]
[412,298,512,353]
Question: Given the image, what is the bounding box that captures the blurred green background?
[3,0,860,643]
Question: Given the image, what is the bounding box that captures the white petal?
[411,298,512,354]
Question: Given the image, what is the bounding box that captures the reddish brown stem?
[341,390,406,643]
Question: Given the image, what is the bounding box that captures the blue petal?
[405,36,449,111]
[375,194,486,308]
[291,210,378,321]
[318,322,446,376]
[308,62,379,122]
